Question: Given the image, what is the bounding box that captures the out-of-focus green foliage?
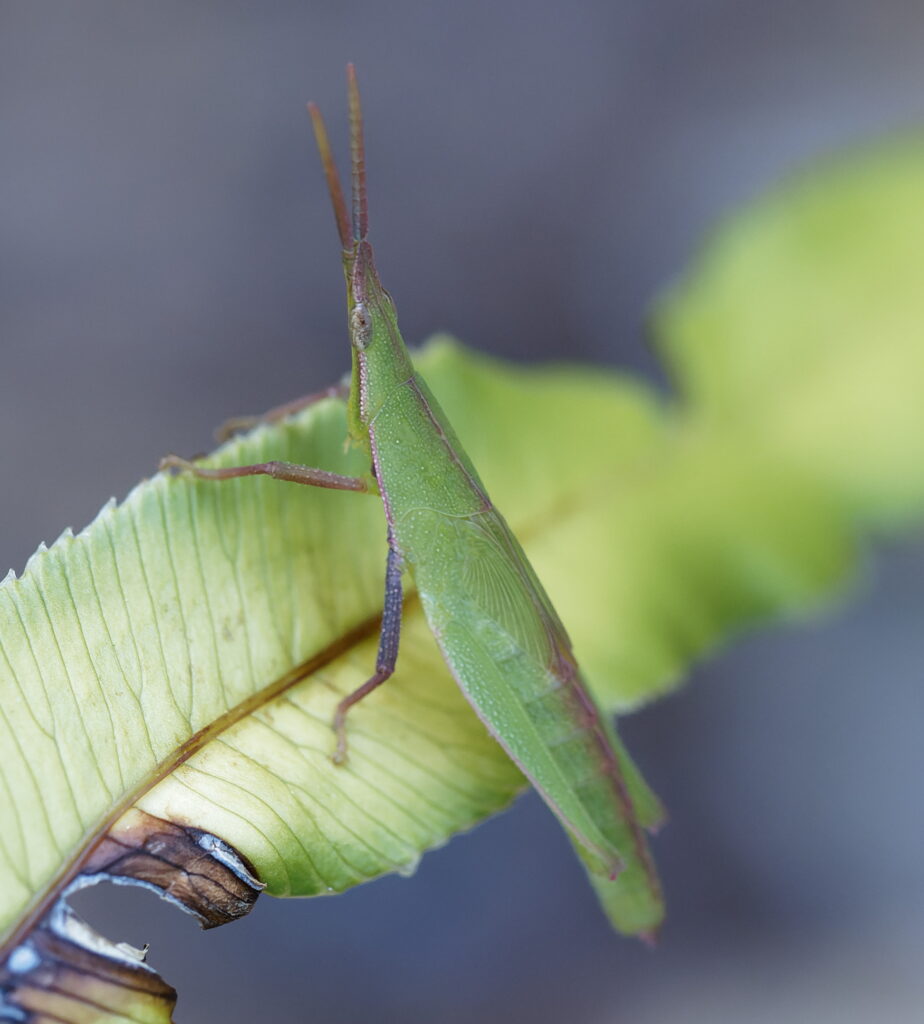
[655,136,924,527]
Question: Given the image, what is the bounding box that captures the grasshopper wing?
[401,504,661,896]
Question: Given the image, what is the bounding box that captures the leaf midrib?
[0,607,384,958]
[0,424,655,958]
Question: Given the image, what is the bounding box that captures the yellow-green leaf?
[654,135,924,527]
[6,130,924,1021]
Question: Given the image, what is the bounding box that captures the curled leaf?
[5,131,924,1019]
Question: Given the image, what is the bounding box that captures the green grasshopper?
[163,66,664,937]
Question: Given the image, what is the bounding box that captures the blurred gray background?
[2,2,924,1021]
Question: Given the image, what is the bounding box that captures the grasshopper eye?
[350,304,372,350]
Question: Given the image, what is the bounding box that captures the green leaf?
[6,131,924,1020]
[654,135,924,527]
[0,338,672,1022]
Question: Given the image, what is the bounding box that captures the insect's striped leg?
[160,454,368,492]
[215,382,350,441]
[332,540,404,764]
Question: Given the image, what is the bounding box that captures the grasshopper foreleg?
[160,454,368,492]
[214,382,350,441]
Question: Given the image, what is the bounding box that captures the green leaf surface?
[5,131,924,1020]
[0,338,669,951]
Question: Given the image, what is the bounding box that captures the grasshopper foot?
[331,711,350,766]
[215,415,260,442]
[159,453,199,474]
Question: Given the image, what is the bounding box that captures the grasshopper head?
[308,66,413,423]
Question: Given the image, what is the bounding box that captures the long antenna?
[307,101,351,250]
[346,63,368,241]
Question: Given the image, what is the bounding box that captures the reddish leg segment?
[215,382,350,441]
[159,454,368,492]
